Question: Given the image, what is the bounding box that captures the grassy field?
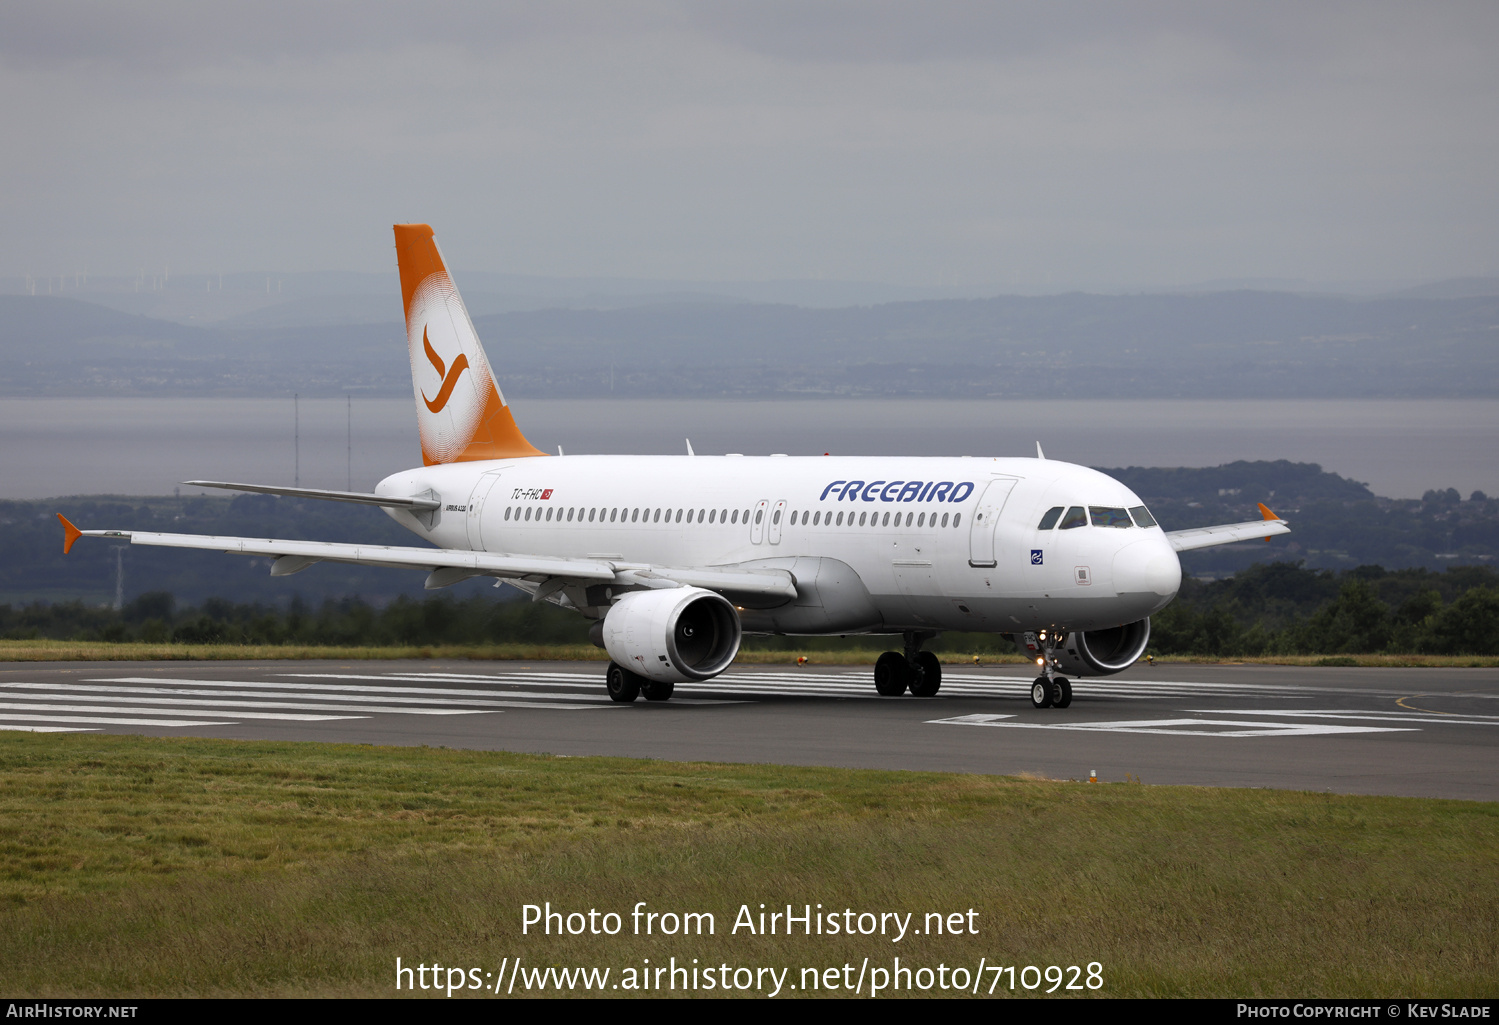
[2,638,1496,668]
[0,732,1494,998]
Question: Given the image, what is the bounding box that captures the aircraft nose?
[1113,538,1181,598]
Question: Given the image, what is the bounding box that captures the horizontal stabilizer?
[182,480,440,511]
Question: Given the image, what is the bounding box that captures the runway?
[1,659,1495,801]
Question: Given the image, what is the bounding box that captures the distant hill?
[1381,277,1499,300]
[3,290,1497,398]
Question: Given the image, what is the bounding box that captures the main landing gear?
[605,662,674,703]
[1029,628,1073,709]
[873,631,942,697]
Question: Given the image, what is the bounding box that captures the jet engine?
[600,587,742,683]
[1017,619,1152,677]
[1053,619,1151,677]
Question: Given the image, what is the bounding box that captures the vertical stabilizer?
[393,224,545,464]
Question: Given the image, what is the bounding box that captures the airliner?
[59,224,1289,709]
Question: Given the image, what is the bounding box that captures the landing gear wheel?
[1031,677,1054,709]
[909,651,942,697]
[874,651,910,696]
[606,662,642,703]
[1049,677,1073,709]
[642,678,675,702]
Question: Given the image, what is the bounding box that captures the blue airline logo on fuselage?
[818,480,974,504]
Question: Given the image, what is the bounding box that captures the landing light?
[1035,657,1045,666]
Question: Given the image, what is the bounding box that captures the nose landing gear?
[1029,629,1073,709]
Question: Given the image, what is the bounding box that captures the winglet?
[57,513,83,555]
[1036,441,1046,460]
[1258,502,1280,542]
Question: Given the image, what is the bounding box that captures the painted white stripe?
[1190,708,1499,727]
[20,683,593,708]
[0,713,234,727]
[88,677,623,702]
[0,702,366,721]
[0,724,98,733]
[927,714,1416,737]
[82,678,733,707]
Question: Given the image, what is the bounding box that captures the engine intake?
[1054,618,1151,677]
[601,587,742,683]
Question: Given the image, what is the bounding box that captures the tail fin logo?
[420,326,470,414]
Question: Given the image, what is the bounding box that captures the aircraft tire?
[606,662,642,703]
[642,679,675,702]
[909,651,942,697]
[1050,677,1073,709]
[1030,677,1054,709]
[874,651,910,696]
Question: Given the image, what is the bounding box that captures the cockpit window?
[1090,506,1132,528]
[1058,506,1087,530]
[1129,505,1158,528]
[1037,506,1064,530]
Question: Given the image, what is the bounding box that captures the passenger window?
[755,509,764,524]
[773,510,781,524]
[836,512,844,526]
[546,508,554,521]
[941,512,949,527]
[1037,506,1063,530]
[917,512,925,527]
[1129,505,1158,528]
[953,513,961,527]
[1058,506,1086,530]
[1090,506,1132,528]
[610,508,618,522]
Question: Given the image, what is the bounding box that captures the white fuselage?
[376,454,1181,636]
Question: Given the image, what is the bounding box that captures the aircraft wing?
[1165,502,1290,553]
[56,517,798,602]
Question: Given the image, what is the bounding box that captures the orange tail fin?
[393,224,545,465]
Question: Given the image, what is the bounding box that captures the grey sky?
[5,1,1496,291]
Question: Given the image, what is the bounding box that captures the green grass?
[0,733,1494,997]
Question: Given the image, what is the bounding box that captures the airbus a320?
[60,224,1290,708]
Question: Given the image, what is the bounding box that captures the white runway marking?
[0,713,234,727]
[928,713,1417,738]
[0,724,98,733]
[0,701,367,721]
[1191,708,1499,727]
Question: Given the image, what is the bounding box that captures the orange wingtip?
[1257,501,1281,542]
[57,513,83,554]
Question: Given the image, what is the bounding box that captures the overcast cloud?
[4,1,1496,290]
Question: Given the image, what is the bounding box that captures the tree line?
[2,562,1497,656]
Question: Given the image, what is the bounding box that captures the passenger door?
[466,471,503,551]
[967,477,1018,568]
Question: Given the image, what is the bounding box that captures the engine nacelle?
[601,587,742,683]
[1017,619,1151,678]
